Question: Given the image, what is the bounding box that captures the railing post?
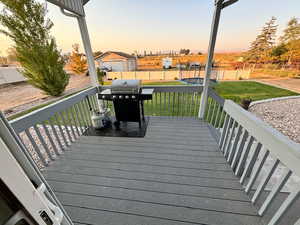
[199,0,223,119]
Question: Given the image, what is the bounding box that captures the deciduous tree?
[69,43,88,74]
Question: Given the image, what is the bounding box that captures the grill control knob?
[132,95,136,99]
[102,95,105,99]
[119,95,123,99]
[125,95,129,99]
[112,95,117,99]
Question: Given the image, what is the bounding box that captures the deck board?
[43,117,263,225]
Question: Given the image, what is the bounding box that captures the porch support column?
[198,0,223,119]
[77,16,98,87]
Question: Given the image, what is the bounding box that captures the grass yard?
[213,81,298,104]
[8,81,299,121]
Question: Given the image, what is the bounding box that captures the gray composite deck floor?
[43,117,264,225]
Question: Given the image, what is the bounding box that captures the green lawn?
[213,81,298,104]
[8,81,299,121]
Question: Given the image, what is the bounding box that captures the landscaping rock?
[250,98,300,144]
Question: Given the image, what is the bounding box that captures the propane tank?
[91,109,111,130]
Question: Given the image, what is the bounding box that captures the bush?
[240,98,252,110]
[174,77,178,80]
[97,68,106,85]
[17,40,69,96]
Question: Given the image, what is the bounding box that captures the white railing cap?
[224,100,300,178]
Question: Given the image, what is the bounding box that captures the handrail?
[11,87,98,133]
[102,85,204,118]
[143,85,203,93]
[9,87,99,168]
[203,88,225,140]
[9,85,204,168]
[208,87,225,105]
[219,99,300,225]
[101,85,203,93]
[224,100,300,178]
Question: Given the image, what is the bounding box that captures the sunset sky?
[0,0,300,55]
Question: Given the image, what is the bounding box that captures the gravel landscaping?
[250,97,300,144]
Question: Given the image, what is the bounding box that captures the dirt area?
[0,75,91,117]
[255,78,300,93]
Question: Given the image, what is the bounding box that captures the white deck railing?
[7,85,300,225]
[9,85,204,168]
[205,98,300,225]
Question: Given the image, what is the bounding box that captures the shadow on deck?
[42,117,263,225]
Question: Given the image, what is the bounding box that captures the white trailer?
[162,57,172,69]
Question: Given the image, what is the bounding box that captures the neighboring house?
[95,51,137,72]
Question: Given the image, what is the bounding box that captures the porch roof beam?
[46,0,85,16]
[222,0,239,9]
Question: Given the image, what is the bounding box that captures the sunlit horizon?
[0,0,300,56]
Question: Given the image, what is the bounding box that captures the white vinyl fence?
[107,69,251,81]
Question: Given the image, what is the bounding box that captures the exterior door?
[0,137,63,225]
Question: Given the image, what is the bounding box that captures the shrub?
[241,98,252,110]
[17,40,69,96]
[174,77,178,80]
[97,68,106,85]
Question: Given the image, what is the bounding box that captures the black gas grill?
[99,80,153,128]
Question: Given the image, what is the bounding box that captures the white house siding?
[128,59,137,71]
[96,58,137,72]
[101,61,125,72]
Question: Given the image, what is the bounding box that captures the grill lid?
[111,80,141,94]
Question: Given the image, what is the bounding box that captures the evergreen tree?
[69,44,88,74]
[280,18,300,64]
[0,0,69,96]
[280,17,300,43]
[247,17,278,62]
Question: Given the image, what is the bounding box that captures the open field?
[137,53,242,70]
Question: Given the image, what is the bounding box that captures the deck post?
[59,6,98,87]
[199,0,223,119]
[77,16,99,87]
